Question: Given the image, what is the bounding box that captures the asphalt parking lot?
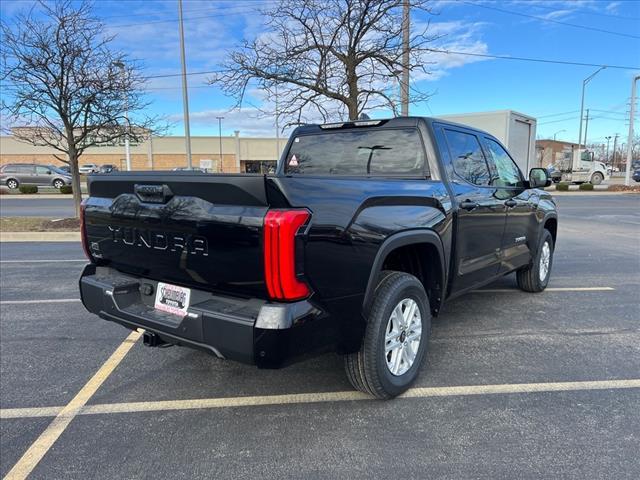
[1,194,639,479]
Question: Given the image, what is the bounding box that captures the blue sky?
[2,0,639,147]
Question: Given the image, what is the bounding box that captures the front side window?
[35,166,51,174]
[484,138,523,188]
[284,128,426,176]
[444,129,490,186]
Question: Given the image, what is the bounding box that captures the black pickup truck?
[79,117,557,398]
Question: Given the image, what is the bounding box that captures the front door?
[440,127,507,294]
[34,165,52,185]
[482,136,538,273]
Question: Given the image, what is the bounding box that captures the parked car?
[633,169,640,183]
[1,163,72,189]
[79,164,99,174]
[79,117,557,399]
[99,164,119,174]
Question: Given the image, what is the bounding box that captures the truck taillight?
[263,209,311,301]
[80,200,92,261]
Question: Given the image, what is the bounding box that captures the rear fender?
[362,230,446,317]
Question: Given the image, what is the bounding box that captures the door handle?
[504,199,517,208]
[459,199,479,211]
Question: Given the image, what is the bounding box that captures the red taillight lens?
[79,199,92,261]
[263,209,311,301]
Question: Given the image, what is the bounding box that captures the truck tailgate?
[84,173,269,298]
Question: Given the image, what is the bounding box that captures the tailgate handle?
[134,184,174,204]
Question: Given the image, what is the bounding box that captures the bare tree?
[209,0,440,127]
[1,0,159,216]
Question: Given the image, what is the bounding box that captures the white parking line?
[1,378,639,420]
[0,299,80,305]
[3,330,142,480]
[0,259,86,264]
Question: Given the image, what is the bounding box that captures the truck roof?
[293,116,487,136]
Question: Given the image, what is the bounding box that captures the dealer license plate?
[154,282,191,316]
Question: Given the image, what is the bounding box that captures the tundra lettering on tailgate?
[107,225,209,256]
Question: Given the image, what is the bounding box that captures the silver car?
[1,163,72,189]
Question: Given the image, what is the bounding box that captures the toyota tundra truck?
[79,117,557,398]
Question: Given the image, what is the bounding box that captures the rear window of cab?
[284,128,427,176]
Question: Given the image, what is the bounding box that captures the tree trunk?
[68,147,82,218]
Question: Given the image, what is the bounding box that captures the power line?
[500,0,640,22]
[461,1,640,40]
[428,48,638,70]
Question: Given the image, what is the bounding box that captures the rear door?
[482,136,538,273]
[439,127,507,293]
[17,165,35,184]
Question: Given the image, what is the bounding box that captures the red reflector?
[263,209,310,301]
[80,199,92,261]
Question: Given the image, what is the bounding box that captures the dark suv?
[1,163,72,189]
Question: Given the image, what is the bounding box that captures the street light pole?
[113,61,131,171]
[553,129,565,141]
[577,66,606,150]
[216,116,224,172]
[178,0,192,169]
[400,0,410,116]
[624,75,639,186]
[605,136,612,164]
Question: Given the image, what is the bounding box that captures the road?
[1,194,639,479]
[0,198,76,217]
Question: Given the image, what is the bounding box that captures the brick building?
[0,134,285,173]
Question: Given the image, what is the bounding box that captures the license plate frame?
[154,282,191,316]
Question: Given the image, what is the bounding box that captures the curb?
[0,232,80,242]
[0,194,82,200]
[548,191,640,196]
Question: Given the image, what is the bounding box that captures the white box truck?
[437,110,537,174]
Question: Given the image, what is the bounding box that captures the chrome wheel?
[7,179,18,189]
[53,180,64,188]
[539,241,551,282]
[384,298,422,376]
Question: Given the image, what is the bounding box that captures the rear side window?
[444,129,490,186]
[284,128,426,176]
[16,165,34,174]
[2,165,18,173]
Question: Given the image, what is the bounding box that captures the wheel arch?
[543,215,558,245]
[363,230,446,318]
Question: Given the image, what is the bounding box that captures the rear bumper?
[79,265,331,368]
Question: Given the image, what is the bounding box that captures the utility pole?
[113,61,131,171]
[583,109,590,148]
[612,133,619,170]
[216,116,224,173]
[275,84,280,163]
[625,75,639,186]
[605,135,612,163]
[400,0,410,116]
[178,0,192,168]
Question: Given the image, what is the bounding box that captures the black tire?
[517,229,554,292]
[590,172,604,185]
[344,271,431,399]
[52,179,64,189]
[6,178,19,189]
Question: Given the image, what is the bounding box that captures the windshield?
[48,165,69,175]
[284,128,426,176]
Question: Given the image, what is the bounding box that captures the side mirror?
[529,168,550,189]
[46,170,52,175]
